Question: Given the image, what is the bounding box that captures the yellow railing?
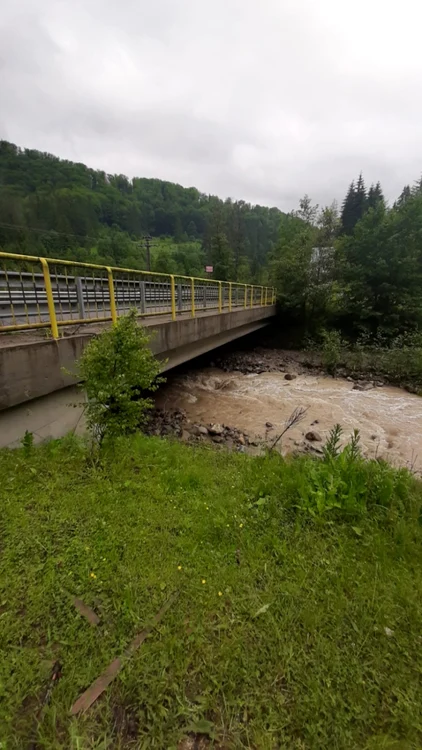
[0,251,276,339]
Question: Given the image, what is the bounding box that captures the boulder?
[353,382,374,391]
[305,431,322,442]
[208,423,224,436]
[284,373,297,381]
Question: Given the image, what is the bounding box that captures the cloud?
[1,0,422,211]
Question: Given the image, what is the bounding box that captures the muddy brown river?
[155,367,422,472]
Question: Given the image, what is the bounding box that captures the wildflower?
[178,565,182,571]
[202,579,206,584]
[218,591,223,597]
[90,572,97,579]
[239,523,244,528]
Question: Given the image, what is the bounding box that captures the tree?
[211,232,234,280]
[367,182,385,211]
[295,194,319,225]
[341,174,367,234]
[76,310,163,443]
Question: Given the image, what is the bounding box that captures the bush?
[76,310,163,443]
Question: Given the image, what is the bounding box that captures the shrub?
[76,310,163,443]
[295,425,416,519]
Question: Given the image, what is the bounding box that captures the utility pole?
[143,234,153,271]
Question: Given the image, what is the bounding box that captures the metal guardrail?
[0,251,276,339]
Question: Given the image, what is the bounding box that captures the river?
[155,364,422,472]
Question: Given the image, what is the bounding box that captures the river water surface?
[155,368,422,472]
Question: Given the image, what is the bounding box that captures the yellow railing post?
[244,285,247,308]
[265,287,268,306]
[250,285,253,308]
[40,258,59,339]
[218,281,222,313]
[228,282,232,312]
[106,267,117,324]
[191,277,195,317]
[261,286,264,306]
[170,275,176,320]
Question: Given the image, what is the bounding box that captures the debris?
[70,592,178,714]
[384,626,394,638]
[73,597,100,626]
[253,603,271,617]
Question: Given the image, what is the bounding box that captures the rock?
[238,434,245,446]
[353,382,374,391]
[265,422,273,429]
[374,380,384,387]
[191,424,208,437]
[181,430,191,442]
[208,423,224,436]
[211,435,224,444]
[305,431,322,442]
[311,419,319,425]
[346,376,354,382]
[370,434,378,440]
[284,373,297,381]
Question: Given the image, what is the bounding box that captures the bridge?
[0,252,276,436]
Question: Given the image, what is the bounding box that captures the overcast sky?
[1,0,422,211]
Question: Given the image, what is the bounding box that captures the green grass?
[1,435,422,749]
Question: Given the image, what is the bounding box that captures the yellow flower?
[201,579,206,584]
[218,591,223,597]
[239,523,244,528]
[90,572,97,579]
[178,565,182,571]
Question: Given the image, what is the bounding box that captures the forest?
[0,140,284,284]
[1,139,422,342]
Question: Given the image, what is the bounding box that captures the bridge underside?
[0,305,276,410]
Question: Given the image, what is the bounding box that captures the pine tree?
[396,185,411,206]
[355,173,367,222]
[341,175,368,234]
[341,181,356,235]
[367,181,385,210]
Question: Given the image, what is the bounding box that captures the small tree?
[76,310,163,443]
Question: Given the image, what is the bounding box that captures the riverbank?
[1,434,422,748]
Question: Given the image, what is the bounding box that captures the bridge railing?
[0,251,276,339]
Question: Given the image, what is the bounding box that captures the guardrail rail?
[0,251,276,339]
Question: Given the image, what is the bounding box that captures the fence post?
[250,285,254,308]
[261,286,264,306]
[177,282,183,312]
[170,275,176,320]
[140,280,146,314]
[191,278,195,317]
[244,285,247,308]
[106,267,117,324]
[40,258,59,339]
[228,282,232,312]
[218,281,222,313]
[75,276,86,320]
[265,287,268,306]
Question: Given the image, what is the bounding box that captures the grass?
[1,435,422,749]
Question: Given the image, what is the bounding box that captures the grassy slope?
[1,436,422,749]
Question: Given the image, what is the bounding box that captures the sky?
[1,0,422,212]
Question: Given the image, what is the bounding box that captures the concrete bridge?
[0,252,276,445]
